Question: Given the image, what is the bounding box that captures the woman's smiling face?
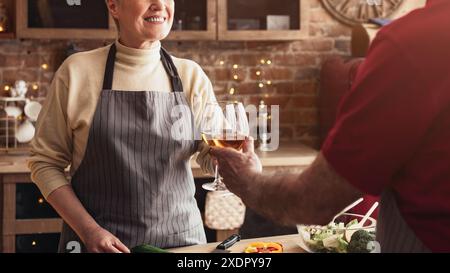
[107,0,175,46]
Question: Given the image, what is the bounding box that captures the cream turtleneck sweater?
[29,40,216,198]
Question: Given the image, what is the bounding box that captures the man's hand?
[210,137,262,197]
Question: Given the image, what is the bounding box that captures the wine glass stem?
[215,164,219,182]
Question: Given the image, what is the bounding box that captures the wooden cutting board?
[169,234,307,253]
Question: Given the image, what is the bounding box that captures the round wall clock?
[322,0,405,26]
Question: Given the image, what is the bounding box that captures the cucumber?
[131,244,171,253]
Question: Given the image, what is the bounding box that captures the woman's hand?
[46,186,130,253]
[82,225,130,253]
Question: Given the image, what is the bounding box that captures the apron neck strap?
[160,47,184,92]
[102,43,184,93]
[102,44,117,91]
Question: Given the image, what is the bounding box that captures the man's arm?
[250,153,362,226]
[211,141,362,226]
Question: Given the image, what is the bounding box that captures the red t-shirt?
[322,0,450,252]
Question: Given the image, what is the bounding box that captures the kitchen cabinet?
[166,0,217,41]
[0,0,15,39]
[0,171,63,253]
[16,0,117,39]
[15,0,216,40]
[217,0,309,41]
[8,0,307,41]
[0,143,317,253]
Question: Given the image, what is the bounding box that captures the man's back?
[322,0,450,251]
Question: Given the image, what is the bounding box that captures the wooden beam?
[3,219,62,235]
[2,235,14,253]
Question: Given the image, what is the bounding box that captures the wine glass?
[201,101,249,192]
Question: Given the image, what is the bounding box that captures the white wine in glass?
[201,130,246,150]
[201,101,249,192]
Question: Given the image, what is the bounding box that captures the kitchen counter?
[169,234,306,253]
[0,142,317,253]
[0,142,318,177]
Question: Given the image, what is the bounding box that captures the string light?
[259,100,266,109]
[0,26,4,32]
[255,58,275,113]
[32,241,37,246]
[32,84,39,91]
[4,85,10,91]
[41,63,49,70]
[216,60,240,96]
[38,198,44,204]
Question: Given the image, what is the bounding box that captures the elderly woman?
[29,0,215,253]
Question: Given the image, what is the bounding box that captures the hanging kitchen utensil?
[15,119,35,143]
[24,100,42,122]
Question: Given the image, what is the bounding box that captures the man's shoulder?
[380,2,450,48]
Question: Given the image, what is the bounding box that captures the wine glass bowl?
[201,101,249,192]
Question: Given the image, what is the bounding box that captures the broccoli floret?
[347,230,376,253]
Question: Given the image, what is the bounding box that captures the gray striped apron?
[376,190,430,252]
[58,44,206,252]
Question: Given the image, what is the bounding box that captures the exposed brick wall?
[0,2,351,148]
